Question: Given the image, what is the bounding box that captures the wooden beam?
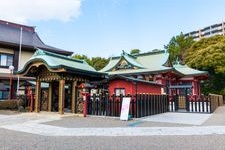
[48,82,53,112]
[35,79,41,113]
[71,81,77,113]
[58,79,65,114]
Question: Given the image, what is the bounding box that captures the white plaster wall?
[0,48,14,54]
[0,68,10,74]
[19,51,34,70]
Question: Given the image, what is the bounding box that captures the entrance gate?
[170,85,192,112]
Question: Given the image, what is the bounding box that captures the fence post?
[146,94,149,116]
[119,94,123,117]
[201,96,205,113]
[136,94,140,118]
[105,93,108,116]
[131,96,136,118]
[92,94,96,115]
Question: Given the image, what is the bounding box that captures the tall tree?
[130,49,141,55]
[164,32,194,63]
[185,35,225,95]
[186,35,225,74]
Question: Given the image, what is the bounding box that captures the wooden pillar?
[48,82,53,112]
[58,79,65,114]
[71,81,77,113]
[35,79,41,113]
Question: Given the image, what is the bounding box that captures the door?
[176,88,189,111]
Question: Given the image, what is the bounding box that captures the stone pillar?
[58,79,65,114]
[48,82,53,112]
[35,79,41,113]
[71,81,77,113]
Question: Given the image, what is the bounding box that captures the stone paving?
[0,106,225,137]
[0,107,225,149]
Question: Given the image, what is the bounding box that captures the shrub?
[0,100,23,110]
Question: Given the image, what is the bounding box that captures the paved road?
[0,106,225,149]
[0,128,225,150]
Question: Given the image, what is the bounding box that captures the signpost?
[120,97,131,121]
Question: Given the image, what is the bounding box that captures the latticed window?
[115,88,125,96]
[0,53,13,67]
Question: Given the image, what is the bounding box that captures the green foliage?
[186,35,225,74]
[72,54,93,66]
[164,32,194,63]
[72,54,109,71]
[186,35,225,95]
[91,57,109,71]
[130,49,141,55]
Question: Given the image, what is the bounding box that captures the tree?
[164,32,194,63]
[186,35,225,74]
[72,54,109,71]
[72,54,92,66]
[91,57,109,71]
[185,35,225,95]
[130,49,141,55]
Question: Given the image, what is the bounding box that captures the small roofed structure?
[17,49,106,114]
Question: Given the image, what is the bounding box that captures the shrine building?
[17,49,105,114]
[99,50,208,97]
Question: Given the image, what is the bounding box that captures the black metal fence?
[87,94,223,118]
[169,94,223,113]
[87,94,169,118]
[169,95,211,113]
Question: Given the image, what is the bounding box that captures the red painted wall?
[136,82,162,94]
[108,79,133,95]
[108,79,162,95]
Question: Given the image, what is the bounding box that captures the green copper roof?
[100,58,120,72]
[136,52,169,68]
[18,49,105,76]
[100,50,208,77]
[100,51,145,72]
[173,64,208,76]
[100,50,171,74]
[123,52,145,68]
[108,68,172,75]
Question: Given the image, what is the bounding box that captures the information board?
[120,97,131,121]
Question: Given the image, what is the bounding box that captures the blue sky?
[1,0,225,57]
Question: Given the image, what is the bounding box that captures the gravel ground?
[0,128,225,150]
[43,116,191,128]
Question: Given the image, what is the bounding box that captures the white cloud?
[0,0,81,23]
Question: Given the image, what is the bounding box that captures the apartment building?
[0,20,73,100]
[185,22,225,40]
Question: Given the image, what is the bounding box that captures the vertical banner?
[120,97,131,121]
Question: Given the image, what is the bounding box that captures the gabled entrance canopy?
[17,49,106,114]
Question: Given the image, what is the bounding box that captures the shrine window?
[115,88,125,96]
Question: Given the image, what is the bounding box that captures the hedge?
[0,100,24,110]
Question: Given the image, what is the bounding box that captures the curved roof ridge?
[17,49,98,74]
[34,49,84,63]
[99,56,121,72]
[173,64,208,76]
[123,54,145,69]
